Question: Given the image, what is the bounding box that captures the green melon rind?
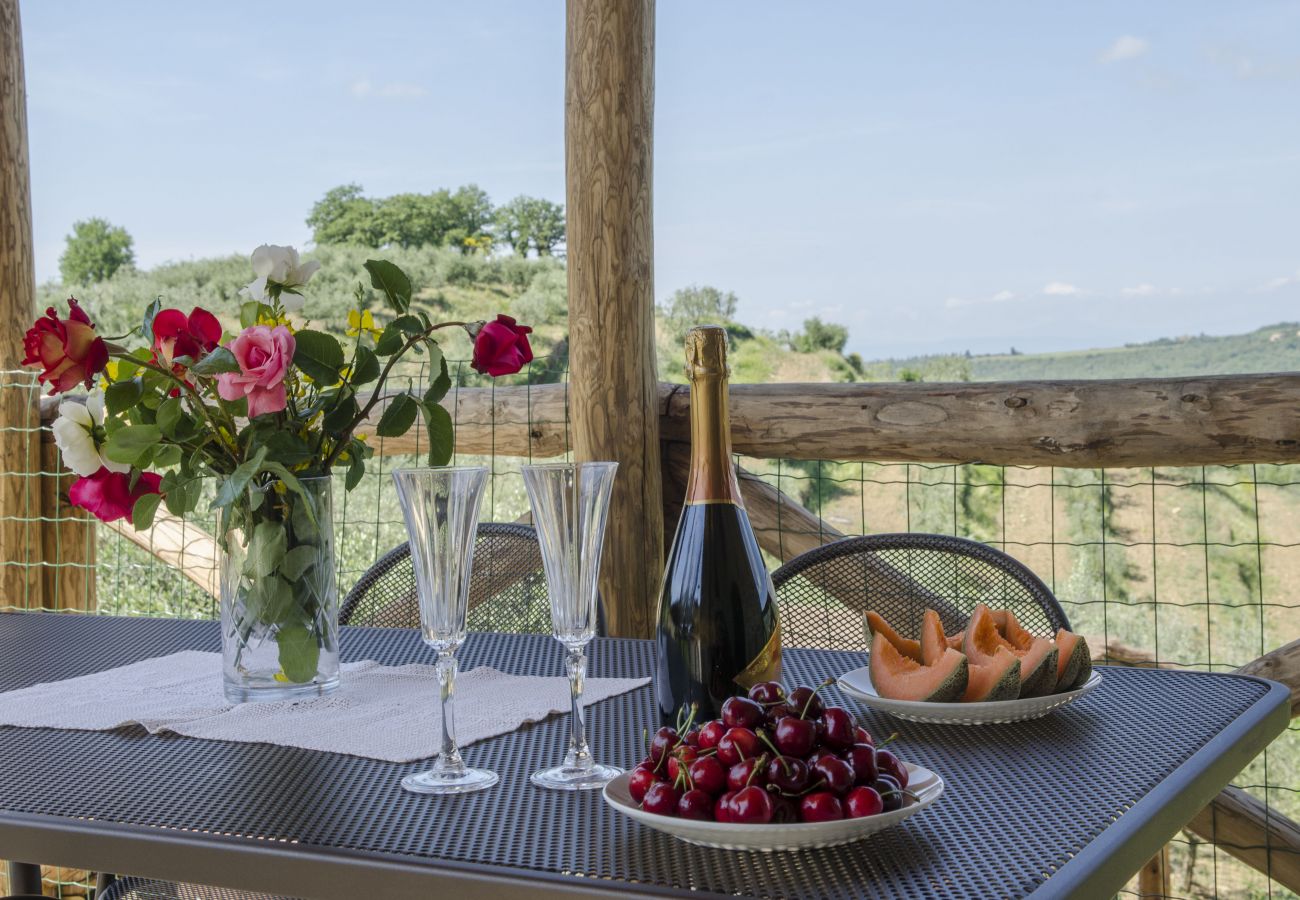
[1055,633,1093,692]
[965,655,1022,702]
[924,653,969,702]
[870,634,969,703]
[1019,646,1059,698]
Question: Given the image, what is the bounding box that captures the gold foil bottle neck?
[685,325,731,381]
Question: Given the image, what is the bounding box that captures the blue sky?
[21,2,1300,359]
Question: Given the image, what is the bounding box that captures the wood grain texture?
[38,434,94,610]
[1186,785,1300,895]
[662,376,1300,467]
[105,509,220,599]
[0,0,40,608]
[359,385,570,458]
[565,0,662,637]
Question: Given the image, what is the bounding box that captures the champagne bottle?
[655,325,782,725]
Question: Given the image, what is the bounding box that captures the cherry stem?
[877,731,900,748]
[756,731,788,773]
[800,678,836,719]
[745,753,770,788]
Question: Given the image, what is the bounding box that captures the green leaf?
[293,330,345,385]
[191,346,240,376]
[364,259,412,314]
[279,545,318,581]
[152,444,183,468]
[103,424,162,465]
[239,301,263,329]
[375,393,418,437]
[322,391,358,433]
[250,520,288,578]
[350,346,380,386]
[260,430,314,467]
[156,397,183,437]
[141,297,162,341]
[130,492,162,531]
[211,446,268,511]
[423,401,454,466]
[425,355,452,405]
[289,491,319,542]
[161,471,203,517]
[247,575,294,626]
[374,323,403,356]
[104,378,143,415]
[391,314,424,335]
[345,448,365,491]
[276,623,321,684]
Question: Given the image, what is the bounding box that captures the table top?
[0,612,1288,900]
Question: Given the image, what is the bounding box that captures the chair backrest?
[771,533,1071,652]
[340,522,553,634]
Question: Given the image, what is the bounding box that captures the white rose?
[240,244,320,311]
[51,389,128,477]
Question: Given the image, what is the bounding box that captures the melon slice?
[865,611,922,661]
[870,631,968,703]
[1054,628,1092,692]
[918,609,950,665]
[965,605,1059,698]
[962,646,1021,702]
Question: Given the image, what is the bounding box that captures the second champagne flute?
[522,461,621,790]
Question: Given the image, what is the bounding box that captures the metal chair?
[770,532,1071,652]
[99,523,556,900]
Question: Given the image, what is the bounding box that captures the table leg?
[95,871,118,896]
[5,861,42,895]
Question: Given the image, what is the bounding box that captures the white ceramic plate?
[837,666,1102,724]
[602,762,943,851]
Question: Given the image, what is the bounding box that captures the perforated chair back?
[771,533,1071,652]
[340,522,553,634]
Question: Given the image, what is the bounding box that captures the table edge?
[1029,673,1291,899]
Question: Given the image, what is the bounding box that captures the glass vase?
[219,475,340,703]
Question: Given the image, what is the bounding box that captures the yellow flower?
[347,309,382,339]
[103,361,120,381]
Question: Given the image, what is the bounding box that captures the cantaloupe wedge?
[965,604,1059,698]
[865,611,922,661]
[961,646,1021,702]
[1054,628,1092,692]
[870,631,968,703]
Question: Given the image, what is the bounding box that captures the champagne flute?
[392,466,496,795]
[522,461,621,790]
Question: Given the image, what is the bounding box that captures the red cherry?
[747,681,786,705]
[640,781,681,816]
[769,792,799,824]
[875,775,903,812]
[799,791,844,822]
[667,745,698,782]
[687,756,727,795]
[876,750,909,790]
[716,727,759,766]
[697,720,726,750]
[806,747,837,768]
[721,696,765,730]
[845,785,884,818]
[683,728,701,748]
[773,716,817,757]
[765,702,797,726]
[853,725,873,746]
[730,785,774,824]
[714,790,738,822]
[727,756,769,793]
[819,707,857,750]
[677,788,715,820]
[629,765,659,804]
[788,685,826,719]
[765,755,811,793]
[649,726,681,766]
[812,755,855,795]
[844,743,879,785]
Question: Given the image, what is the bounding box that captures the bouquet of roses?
[23,245,533,696]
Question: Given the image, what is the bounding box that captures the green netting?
[1,363,1296,899]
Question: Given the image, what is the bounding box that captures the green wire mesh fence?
[1,362,1297,899]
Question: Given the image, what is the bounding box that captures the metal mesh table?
[0,613,1287,900]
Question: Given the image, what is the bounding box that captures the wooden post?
[565,0,662,637]
[0,0,42,610]
[39,436,96,610]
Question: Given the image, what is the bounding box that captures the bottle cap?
[684,325,730,380]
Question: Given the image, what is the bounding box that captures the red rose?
[67,467,163,524]
[152,307,221,370]
[22,298,109,395]
[471,315,533,377]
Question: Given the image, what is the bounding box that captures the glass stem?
[565,644,593,770]
[433,650,465,776]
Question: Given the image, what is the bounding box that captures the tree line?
[305,184,565,257]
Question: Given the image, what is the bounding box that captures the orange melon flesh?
[965,605,1059,698]
[870,631,968,703]
[865,611,922,662]
[918,609,949,666]
[962,646,1021,702]
[1054,628,1092,692]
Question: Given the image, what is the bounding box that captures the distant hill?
[867,324,1300,382]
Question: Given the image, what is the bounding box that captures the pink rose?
[69,467,163,523]
[471,314,533,377]
[216,324,295,418]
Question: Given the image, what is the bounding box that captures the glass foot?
[530,762,623,791]
[401,766,498,795]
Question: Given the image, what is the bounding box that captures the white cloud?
[1258,270,1300,292]
[1101,35,1149,64]
[1122,283,1158,296]
[350,79,428,100]
[989,289,1015,303]
[1043,281,1080,296]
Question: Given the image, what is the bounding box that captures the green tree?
[793,317,849,354]
[306,184,383,246]
[59,218,135,284]
[661,285,739,339]
[494,195,566,256]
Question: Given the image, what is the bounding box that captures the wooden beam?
[0,0,40,610]
[1186,785,1300,895]
[1239,637,1300,718]
[565,0,662,638]
[105,510,220,599]
[38,434,95,611]
[663,375,1300,467]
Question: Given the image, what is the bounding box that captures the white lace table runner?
[0,651,649,763]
